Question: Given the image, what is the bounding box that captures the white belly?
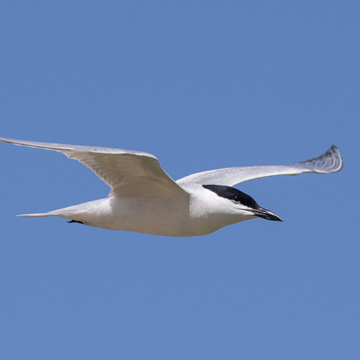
[58,196,240,237]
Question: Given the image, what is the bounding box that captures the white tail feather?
[17,212,60,218]
[16,199,108,222]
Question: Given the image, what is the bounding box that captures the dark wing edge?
[291,145,343,174]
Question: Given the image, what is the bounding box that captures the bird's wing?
[0,137,187,198]
[177,146,343,187]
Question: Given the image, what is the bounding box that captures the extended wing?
[0,137,187,198]
[177,146,343,187]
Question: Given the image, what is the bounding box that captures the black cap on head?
[203,184,260,209]
[203,184,283,221]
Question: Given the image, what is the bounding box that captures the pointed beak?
[252,207,283,222]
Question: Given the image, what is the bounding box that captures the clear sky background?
[0,1,359,359]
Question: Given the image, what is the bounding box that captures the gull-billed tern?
[0,137,342,236]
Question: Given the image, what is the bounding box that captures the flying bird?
[0,137,342,236]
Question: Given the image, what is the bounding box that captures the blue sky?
[0,1,359,359]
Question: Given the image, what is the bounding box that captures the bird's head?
[202,184,283,222]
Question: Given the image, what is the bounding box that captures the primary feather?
[0,137,185,197]
[176,146,342,187]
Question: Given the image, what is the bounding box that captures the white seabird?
[0,137,343,237]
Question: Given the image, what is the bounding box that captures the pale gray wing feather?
[0,137,187,197]
[177,146,343,187]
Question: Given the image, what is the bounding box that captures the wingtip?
[0,136,13,144]
[295,145,343,175]
[328,145,343,172]
[329,145,340,154]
